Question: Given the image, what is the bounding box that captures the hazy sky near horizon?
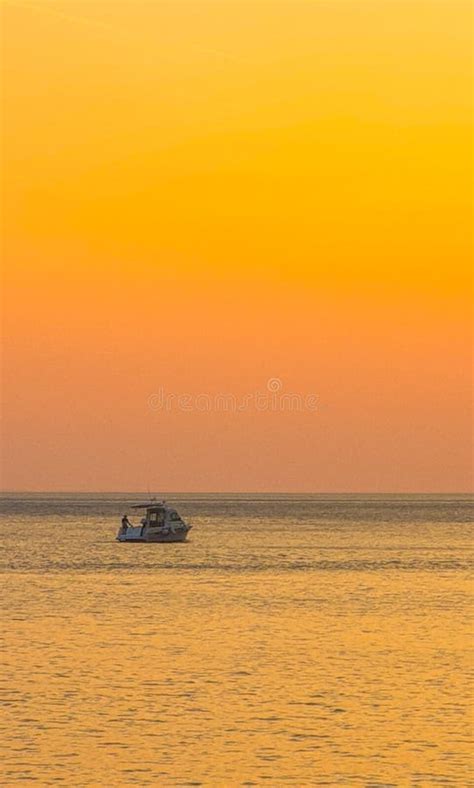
[2,0,472,492]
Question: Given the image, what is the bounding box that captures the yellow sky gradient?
[2,0,472,491]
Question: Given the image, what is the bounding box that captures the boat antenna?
[147,482,159,503]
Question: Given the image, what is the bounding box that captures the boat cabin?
[130,501,184,529]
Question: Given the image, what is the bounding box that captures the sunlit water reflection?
[1,494,472,785]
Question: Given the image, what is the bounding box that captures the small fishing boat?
[116,499,192,543]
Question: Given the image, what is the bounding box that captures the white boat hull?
[117,525,191,543]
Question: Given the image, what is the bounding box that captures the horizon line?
[1,489,473,496]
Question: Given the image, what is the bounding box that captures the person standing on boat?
[121,515,131,533]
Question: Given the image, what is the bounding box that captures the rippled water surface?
[1,493,472,785]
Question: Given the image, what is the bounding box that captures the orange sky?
[1,0,472,492]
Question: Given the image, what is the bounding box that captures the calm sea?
[1,493,472,786]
